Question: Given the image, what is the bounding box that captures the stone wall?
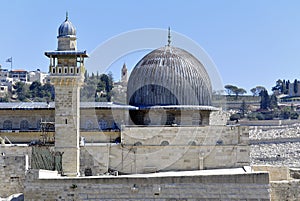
[0,145,31,197]
[271,180,300,201]
[252,165,290,181]
[79,125,249,174]
[0,131,119,143]
[24,169,270,200]
[0,108,128,132]
[251,165,300,201]
[80,144,111,176]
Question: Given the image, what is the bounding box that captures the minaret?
[121,63,128,84]
[45,13,88,176]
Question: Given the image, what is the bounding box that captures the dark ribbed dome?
[58,15,76,37]
[127,46,212,106]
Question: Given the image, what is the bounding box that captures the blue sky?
[0,0,300,93]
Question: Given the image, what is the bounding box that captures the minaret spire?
[66,11,68,21]
[167,27,171,46]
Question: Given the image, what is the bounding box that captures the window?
[166,112,175,125]
[36,120,41,130]
[192,112,202,125]
[52,67,56,74]
[70,67,74,74]
[20,120,29,130]
[3,120,12,130]
[85,120,94,130]
[160,141,169,146]
[64,67,68,74]
[98,120,107,130]
[58,67,62,74]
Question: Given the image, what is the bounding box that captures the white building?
[28,69,49,84]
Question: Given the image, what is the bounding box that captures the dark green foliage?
[28,81,54,101]
[240,100,248,118]
[13,82,29,101]
[81,71,114,102]
[259,89,270,110]
[280,107,291,119]
[294,79,298,95]
[224,84,246,99]
[247,112,274,121]
[224,85,238,96]
[230,113,240,121]
[255,113,265,120]
[0,95,9,102]
[291,112,299,120]
[269,94,278,109]
[247,113,257,120]
[250,86,265,96]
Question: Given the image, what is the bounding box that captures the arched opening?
[3,120,12,130]
[98,119,107,131]
[85,120,94,130]
[192,112,202,125]
[20,120,29,131]
[160,141,169,146]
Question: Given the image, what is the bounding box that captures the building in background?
[28,69,49,84]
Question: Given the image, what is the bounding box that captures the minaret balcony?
[50,66,85,77]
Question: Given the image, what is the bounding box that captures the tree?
[14,82,28,101]
[81,71,114,102]
[286,80,290,94]
[294,79,298,95]
[282,80,286,94]
[29,81,42,98]
[224,85,238,96]
[240,100,248,118]
[250,88,256,96]
[259,89,270,110]
[234,88,247,99]
[269,94,278,110]
[230,113,241,122]
[250,86,265,96]
[272,79,283,94]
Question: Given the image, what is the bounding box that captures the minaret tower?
[45,13,88,176]
[121,63,128,84]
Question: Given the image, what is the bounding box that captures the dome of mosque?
[58,14,76,37]
[127,45,212,107]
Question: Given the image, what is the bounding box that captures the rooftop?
[0,102,138,110]
[44,50,88,57]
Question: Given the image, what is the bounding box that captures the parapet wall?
[0,145,31,198]
[24,169,270,200]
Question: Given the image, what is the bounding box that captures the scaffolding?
[40,120,55,144]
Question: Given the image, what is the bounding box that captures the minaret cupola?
[57,12,77,51]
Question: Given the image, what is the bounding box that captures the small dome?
[58,14,76,37]
[127,46,212,106]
